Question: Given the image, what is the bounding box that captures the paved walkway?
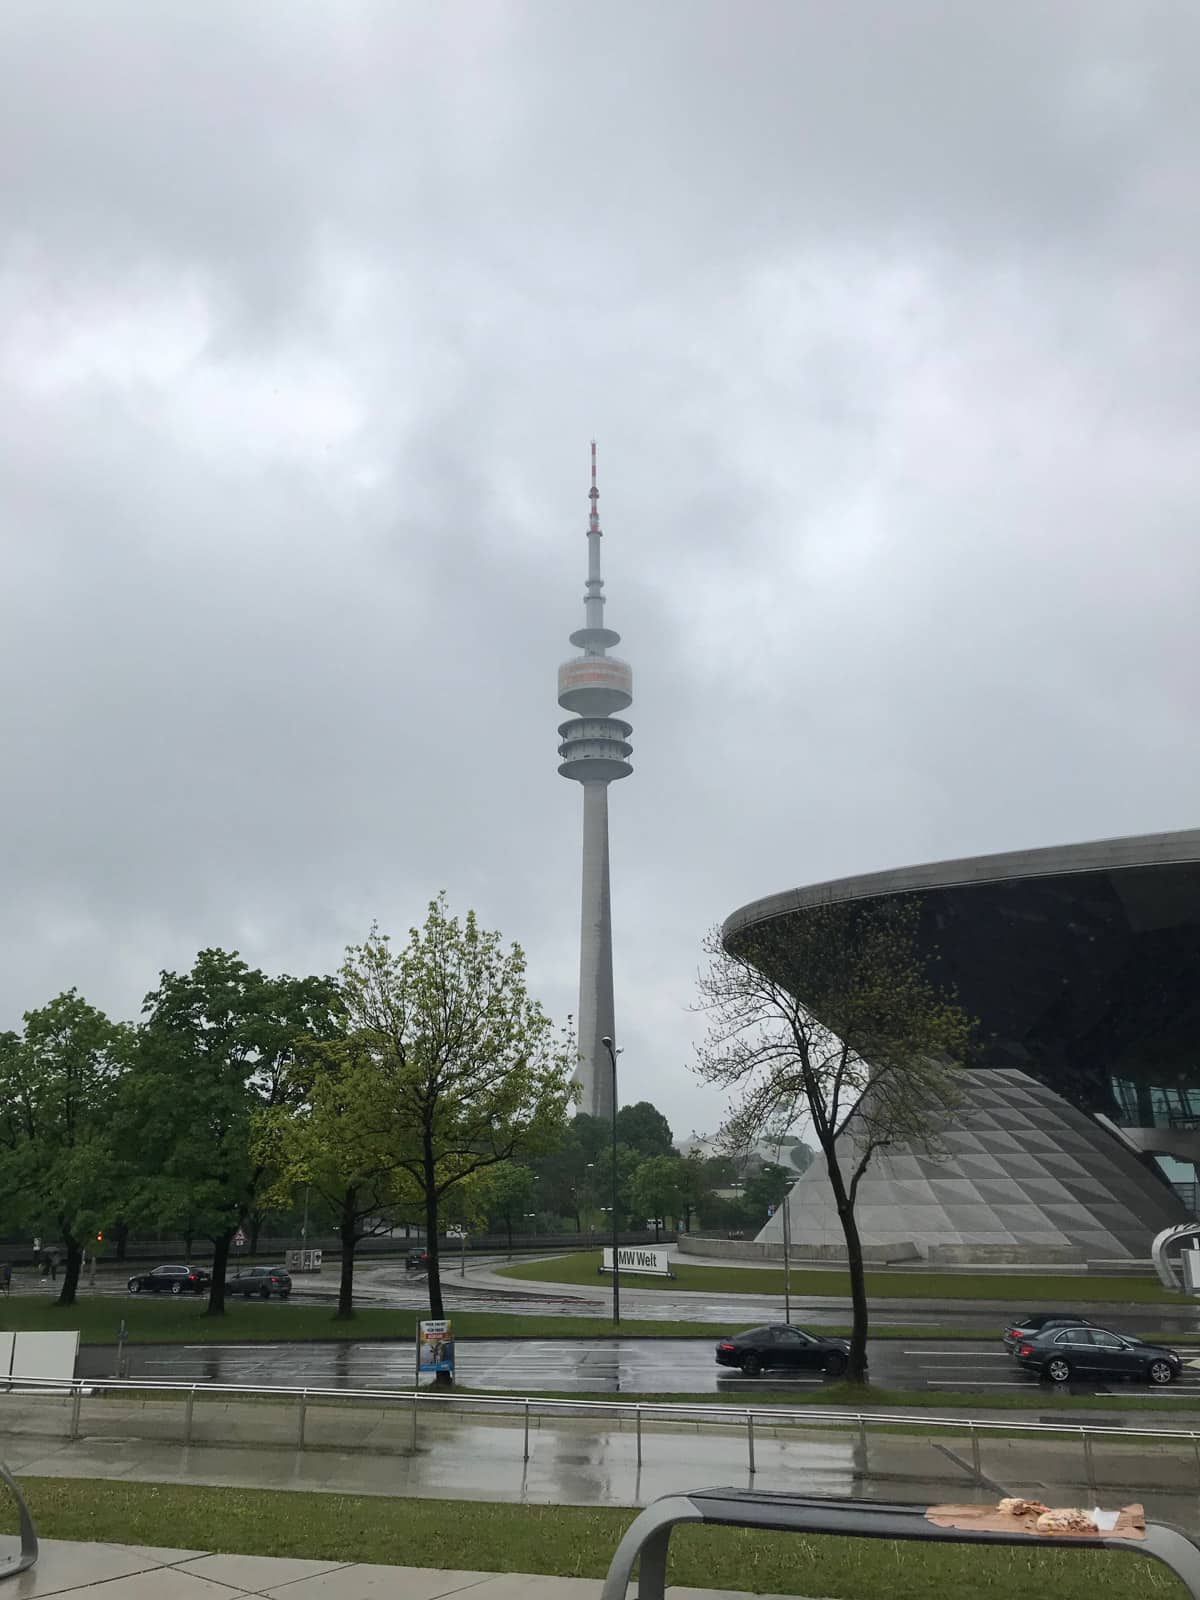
[2,1538,760,1597]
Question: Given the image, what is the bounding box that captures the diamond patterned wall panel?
[757,1068,1189,1260]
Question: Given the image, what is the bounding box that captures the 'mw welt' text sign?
[601,1246,673,1277]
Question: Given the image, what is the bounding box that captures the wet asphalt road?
[78,1334,1200,1397]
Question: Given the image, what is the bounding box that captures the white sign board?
[601,1246,673,1278]
[11,1330,79,1384]
[285,1249,323,1273]
[1183,1247,1200,1294]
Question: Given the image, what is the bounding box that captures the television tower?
[557,444,633,1122]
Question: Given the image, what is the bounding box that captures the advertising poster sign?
[416,1318,455,1376]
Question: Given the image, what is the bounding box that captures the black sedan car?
[716,1324,858,1378]
[225,1264,292,1300]
[406,1248,430,1270]
[127,1263,211,1295]
[1014,1324,1180,1386]
[1002,1312,1099,1352]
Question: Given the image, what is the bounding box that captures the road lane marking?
[901,1350,1009,1358]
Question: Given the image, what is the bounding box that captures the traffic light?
[95,1231,103,1242]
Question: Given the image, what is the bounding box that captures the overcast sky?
[1,2,1197,1140]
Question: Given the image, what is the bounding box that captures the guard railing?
[6,1373,1200,1496]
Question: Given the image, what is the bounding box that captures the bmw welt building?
[722,829,1200,1264]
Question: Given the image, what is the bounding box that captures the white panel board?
[11,1331,79,1383]
[601,1246,673,1277]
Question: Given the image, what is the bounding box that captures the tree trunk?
[56,1232,82,1308]
[250,1212,264,1256]
[424,1166,443,1316]
[825,1152,869,1383]
[205,1231,234,1315]
[422,1133,452,1386]
[184,1231,195,1258]
[505,1215,513,1253]
[114,1220,128,1262]
[336,1188,358,1319]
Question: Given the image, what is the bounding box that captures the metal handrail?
[6,1371,1200,1445]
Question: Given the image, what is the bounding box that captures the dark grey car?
[225,1264,292,1299]
[715,1324,857,1378]
[1014,1325,1179,1386]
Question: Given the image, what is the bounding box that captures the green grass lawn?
[499,1251,1180,1304]
[0,1297,753,1345]
[3,1293,1195,1350]
[0,1479,1185,1599]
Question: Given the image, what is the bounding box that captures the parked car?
[1014,1324,1180,1386]
[127,1264,211,1296]
[406,1249,430,1270]
[1002,1312,1099,1352]
[715,1324,860,1378]
[225,1264,292,1300]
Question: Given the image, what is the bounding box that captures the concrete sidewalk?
[1,1537,752,1598]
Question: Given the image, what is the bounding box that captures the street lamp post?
[601,1035,622,1326]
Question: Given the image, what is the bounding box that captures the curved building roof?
[723,827,1200,944]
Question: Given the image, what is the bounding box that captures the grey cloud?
[1,1,1198,1136]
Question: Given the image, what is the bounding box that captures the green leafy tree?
[480,1161,538,1252]
[789,1140,815,1174]
[338,897,573,1353]
[630,1154,685,1239]
[121,950,340,1316]
[695,898,970,1382]
[614,1101,675,1158]
[742,1161,793,1221]
[0,992,130,1306]
[530,1113,608,1230]
[676,1148,715,1230]
[257,1030,422,1319]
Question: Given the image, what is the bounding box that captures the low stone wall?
[677,1236,920,1264]
[925,1242,1085,1265]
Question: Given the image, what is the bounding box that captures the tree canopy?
[338,897,573,1330]
[695,897,970,1379]
[0,991,130,1305]
[120,949,340,1314]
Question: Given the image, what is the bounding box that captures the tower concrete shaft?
[557,445,632,1122]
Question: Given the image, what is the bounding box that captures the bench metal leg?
[1142,1525,1200,1600]
[0,1461,38,1580]
[600,1497,701,1600]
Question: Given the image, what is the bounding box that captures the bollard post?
[746,1412,756,1476]
[297,1389,307,1450]
[115,1319,127,1381]
[69,1383,82,1442]
[858,1413,867,1462]
[636,1405,643,1469]
[523,1399,531,1462]
[1082,1429,1096,1496]
[970,1421,982,1484]
[410,1389,418,1451]
[184,1386,195,1446]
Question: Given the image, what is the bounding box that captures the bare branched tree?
[694,897,971,1381]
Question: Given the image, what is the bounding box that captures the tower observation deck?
[557,444,632,1121]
